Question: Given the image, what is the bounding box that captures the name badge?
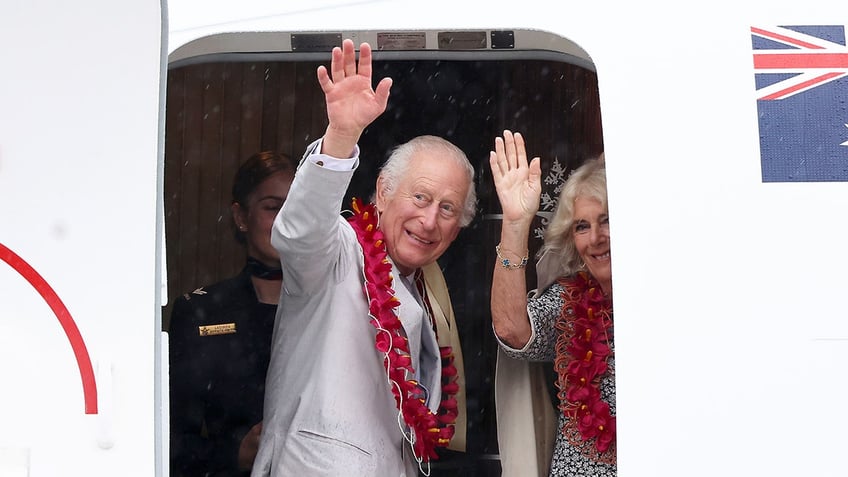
[198,323,236,336]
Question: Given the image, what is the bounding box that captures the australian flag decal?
[752,25,848,182]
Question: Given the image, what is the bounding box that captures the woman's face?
[232,171,294,267]
[572,195,612,294]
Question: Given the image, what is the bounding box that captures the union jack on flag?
[752,25,848,182]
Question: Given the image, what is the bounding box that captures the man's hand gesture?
[318,39,392,158]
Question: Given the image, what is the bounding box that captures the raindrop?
[51,222,67,240]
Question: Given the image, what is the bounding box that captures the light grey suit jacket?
[251,141,442,477]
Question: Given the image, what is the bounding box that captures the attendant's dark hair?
[231,151,295,244]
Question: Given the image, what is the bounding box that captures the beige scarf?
[421,262,467,452]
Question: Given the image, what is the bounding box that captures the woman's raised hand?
[490,130,542,227]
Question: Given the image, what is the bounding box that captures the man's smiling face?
[375,150,469,276]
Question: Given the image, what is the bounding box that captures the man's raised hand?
[317,39,392,158]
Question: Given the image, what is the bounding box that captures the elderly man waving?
[251,39,476,477]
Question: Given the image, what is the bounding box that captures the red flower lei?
[347,198,459,464]
[554,271,616,463]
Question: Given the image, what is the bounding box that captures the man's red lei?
[554,271,616,463]
[347,198,459,464]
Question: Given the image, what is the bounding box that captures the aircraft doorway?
[163,30,603,476]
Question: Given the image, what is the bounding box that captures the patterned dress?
[501,280,616,477]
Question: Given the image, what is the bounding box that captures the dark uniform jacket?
[169,267,277,477]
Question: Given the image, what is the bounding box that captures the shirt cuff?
[306,137,360,171]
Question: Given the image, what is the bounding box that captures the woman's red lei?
[554,271,616,463]
[347,198,459,464]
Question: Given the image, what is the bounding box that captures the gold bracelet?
[496,243,528,269]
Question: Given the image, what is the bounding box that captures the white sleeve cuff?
[305,137,360,171]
